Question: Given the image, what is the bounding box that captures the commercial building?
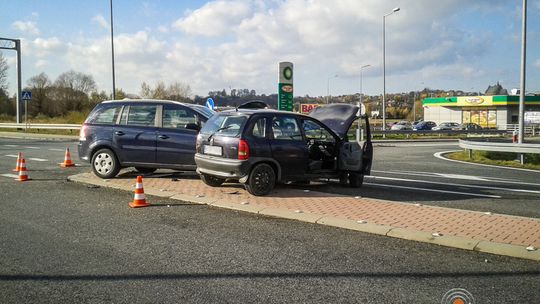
[422,95,540,129]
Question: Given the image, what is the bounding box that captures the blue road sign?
[22,91,32,100]
[206,98,215,110]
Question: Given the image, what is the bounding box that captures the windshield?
[190,105,215,118]
[200,113,248,138]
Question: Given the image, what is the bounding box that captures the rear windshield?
[200,113,248,138]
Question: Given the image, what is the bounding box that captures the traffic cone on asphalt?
[60,148,75,168]
[16,157,29,182]
[129,175,150,208]
[12,152,22,172]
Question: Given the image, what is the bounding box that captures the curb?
[67,173,540,262]
[434,150,540,173]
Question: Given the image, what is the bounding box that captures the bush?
[481,151,516,161]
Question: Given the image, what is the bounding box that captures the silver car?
[432,122,460,131]
[390,121,412,130]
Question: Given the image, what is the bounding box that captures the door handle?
[115,131,124,136]
[158,135,169,139]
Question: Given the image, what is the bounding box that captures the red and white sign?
[300,103,319,114]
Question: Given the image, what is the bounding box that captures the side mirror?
[185,123,200,131]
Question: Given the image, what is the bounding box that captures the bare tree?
[26,72,51,116]
[0,52,8,91]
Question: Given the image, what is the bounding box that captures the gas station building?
[422,95,540,129]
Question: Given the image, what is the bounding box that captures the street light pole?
[357,64,371,141]
[518,0,527,163]
[326,74,338,104]
[382,7,400,131]
[110,0,116,100]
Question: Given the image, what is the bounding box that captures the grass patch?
[445,150,540,170]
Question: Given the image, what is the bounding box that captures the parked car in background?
[78,99,214,178]
[460,123,483,130]
[195,104,373,196]
[412,121,437,131]
[390,121,413,130]
[432,122,460,131]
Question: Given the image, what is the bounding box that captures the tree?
[140,81,191,102]
[25,72,51,116]
[0,52,8,91]
[45,70,97,116]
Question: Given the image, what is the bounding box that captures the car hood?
[308,104,360,139]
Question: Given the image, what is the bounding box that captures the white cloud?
[172,0,252,36]
[157,25,169,33]
[535,58,540,68]
[11,21,40,36]
[35,59,48,69]
[32,37,65,57]
[92,14,109,29]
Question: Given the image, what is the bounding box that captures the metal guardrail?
[459,139,540,154]
[0,123,81,130]
[372,129,508,136]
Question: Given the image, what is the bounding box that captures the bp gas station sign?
[278,62,293,111]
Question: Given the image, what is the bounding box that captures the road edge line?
[434,150,540,173]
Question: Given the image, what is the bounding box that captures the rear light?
[238,139,249,160]
[79,125,87,141]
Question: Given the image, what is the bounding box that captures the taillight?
[238,139,249,160]
[79,125,87,141]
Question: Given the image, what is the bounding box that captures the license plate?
[203,145,222,156]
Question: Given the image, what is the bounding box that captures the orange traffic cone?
[16,157,29,182]
[12,152,22,172]
[129,175,150,208]
[60,148,75,167]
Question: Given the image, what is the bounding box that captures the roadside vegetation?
[445,150,540,170]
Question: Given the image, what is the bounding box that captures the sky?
[1,0,540,98]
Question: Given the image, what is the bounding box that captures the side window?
[250,117,267,138]
[302,119,335,143]
[272,116,302,140]
[126,105,157,127]
[90,106,121,124]
[162,105,199,129]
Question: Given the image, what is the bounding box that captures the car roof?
[101,98,188,105]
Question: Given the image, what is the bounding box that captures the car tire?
[91,148,120,179]
[245,163,275,196]
[200,174,225,187]
[349,172,364,188]
[135,167,157,174]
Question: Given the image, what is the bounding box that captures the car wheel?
[245,163,275,196]
[135,167,157,174]
[349,172,364,188]
[91,148,120,179]
[200,174,225,187]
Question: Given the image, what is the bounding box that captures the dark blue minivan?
[78,99,214,178]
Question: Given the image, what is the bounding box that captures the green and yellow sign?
[278,62,293,111]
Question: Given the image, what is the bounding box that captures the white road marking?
[5,154,18,158]
[24,146,40,149]
[372,169,540,187]
[2,144,18,147]
[364,182,502,198]
[48,148,65,152]
[1,173,19,179]
[433,150,540,174]
[29,158,48,162]
[367,176,540,195]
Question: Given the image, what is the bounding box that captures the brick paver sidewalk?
[70,172,540,261]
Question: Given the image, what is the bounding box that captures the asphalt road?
[1,137,539,303]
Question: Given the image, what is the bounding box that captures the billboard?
[300,103,319,114]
